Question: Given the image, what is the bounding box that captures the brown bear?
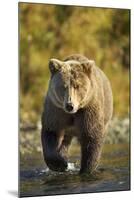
[41,54,113,174]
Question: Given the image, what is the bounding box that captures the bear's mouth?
[65,110,77,114]
[63,107,78,114]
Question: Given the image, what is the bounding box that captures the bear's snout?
[65,102,74,112]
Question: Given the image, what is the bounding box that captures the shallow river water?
[19,142,130,197]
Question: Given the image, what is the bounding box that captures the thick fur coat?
[41,54,113,173]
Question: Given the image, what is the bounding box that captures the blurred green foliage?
[19,3,130,124]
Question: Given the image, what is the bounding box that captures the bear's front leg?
[41,128,68,172]
[80,134,104,174]
[76,109,104,174]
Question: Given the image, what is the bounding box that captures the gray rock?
[106,117,130,144]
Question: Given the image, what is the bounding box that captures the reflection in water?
[20,143,130,197]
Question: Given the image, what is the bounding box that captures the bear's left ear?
[49,58,63,74]
[81,60,95,75]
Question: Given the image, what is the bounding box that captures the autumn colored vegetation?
[19,3,130,124]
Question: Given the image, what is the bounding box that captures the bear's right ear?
[81,60,95,75]
[49,59,63,74]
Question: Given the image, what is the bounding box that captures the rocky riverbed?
[106,117,129,143]
[20,143,130,197]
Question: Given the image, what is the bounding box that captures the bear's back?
[64,54,89,63]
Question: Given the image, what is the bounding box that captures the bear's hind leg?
[41,128,68,172]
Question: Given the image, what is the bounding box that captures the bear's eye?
[74,85,79,89]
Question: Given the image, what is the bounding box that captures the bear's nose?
[65,102,74,112]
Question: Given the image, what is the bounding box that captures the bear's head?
[47,58,95,114]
